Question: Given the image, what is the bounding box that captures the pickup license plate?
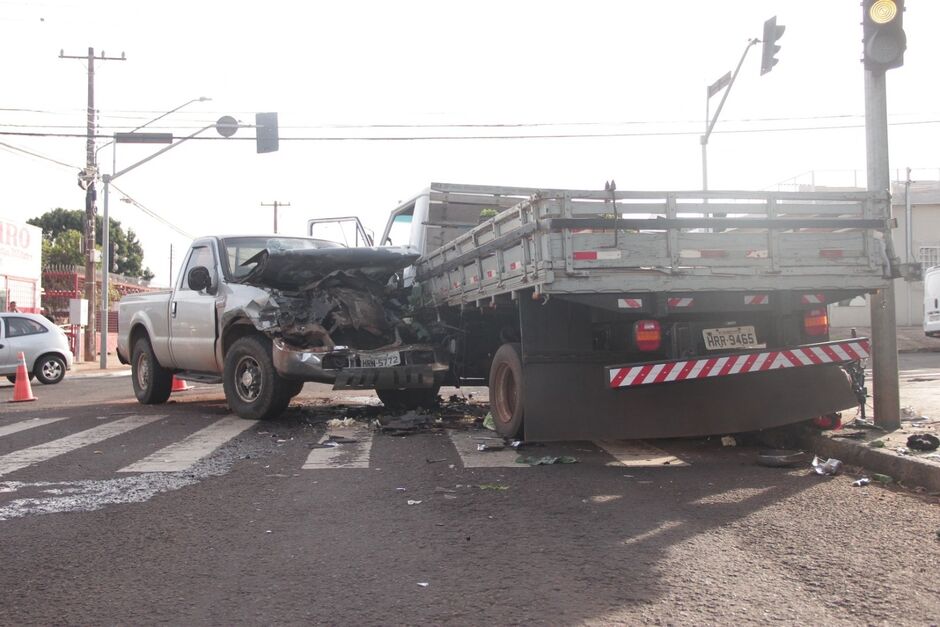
[702,326,759,351]
[360,351,401,368]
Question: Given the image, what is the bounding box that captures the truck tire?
[132,337,173,404]
[375,387,441,410]
[489,342,524,438]
[223,335,291,420]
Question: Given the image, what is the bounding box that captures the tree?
[28,208,154,280]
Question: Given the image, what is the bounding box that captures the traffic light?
[760,16,785,75]
[256,112,279,154]
[863,0,906,72]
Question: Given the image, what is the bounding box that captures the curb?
[799,431,940,492]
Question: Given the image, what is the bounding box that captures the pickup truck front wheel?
[132,337,173,404]
[223,335,291,420]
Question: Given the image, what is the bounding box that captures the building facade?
[0,217,42,312]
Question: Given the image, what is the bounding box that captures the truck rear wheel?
[132,337,173,404]
[489,342,524,438]
[223,335,291,420]
[376,387,441,410]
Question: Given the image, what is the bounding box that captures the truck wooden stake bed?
[360,182,892,440]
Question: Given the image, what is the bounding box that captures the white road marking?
[118,415,257,473]
[0,417,68,439]
[302,426,374,469]
[447,430,526,468]
[0,415,165,477]
[594,440,688,467]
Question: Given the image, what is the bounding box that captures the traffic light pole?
[865,69,901,430]
[701,39,758,191]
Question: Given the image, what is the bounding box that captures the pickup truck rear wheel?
[132,337,173,404]
[375,387,441,410]
[223,335,291,420]
[489,342,524,438]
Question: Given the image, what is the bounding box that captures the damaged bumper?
[272,339,449,389]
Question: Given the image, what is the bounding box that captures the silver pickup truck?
[117,235,448,420]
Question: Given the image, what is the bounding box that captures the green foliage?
[28,208,154,280]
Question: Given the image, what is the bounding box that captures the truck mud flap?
[521,363,857,442]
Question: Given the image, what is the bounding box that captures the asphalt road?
[0,360,938,625]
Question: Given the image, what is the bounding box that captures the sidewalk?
[831,326,940,353]
[70,353,130,377]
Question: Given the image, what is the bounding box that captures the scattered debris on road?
[811,455,843,476]
[516,455,579,466]
[482,412,496,431]
[721,436,737,447]
[406,499,422,505]
[907,433,940,452]
[871,473,893,484]
[757,449,806,468]
[852,477,871,487]
[478,484,509,491]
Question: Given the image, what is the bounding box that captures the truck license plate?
[360,351,401,368]
[702,326,759,351]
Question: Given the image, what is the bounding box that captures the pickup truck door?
[168,243,221,373]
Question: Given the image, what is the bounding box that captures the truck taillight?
[634,320,661,352]
[803,308,829,337]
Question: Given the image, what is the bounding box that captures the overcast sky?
[2,0,938,286]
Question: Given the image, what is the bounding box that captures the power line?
[108,182,194,239]
[1,119,939,142]
[0,141,80,169]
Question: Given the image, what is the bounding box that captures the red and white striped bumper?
[607,338,870,389]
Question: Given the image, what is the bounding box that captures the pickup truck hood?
[234,246,420,291]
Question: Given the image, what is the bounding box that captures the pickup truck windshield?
[219,236,342,279]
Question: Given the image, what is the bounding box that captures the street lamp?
[99,115,239,368]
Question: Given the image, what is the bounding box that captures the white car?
[926,266,940,338]
[0,312,74,384]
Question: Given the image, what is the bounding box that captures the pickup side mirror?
[188,266,213,293]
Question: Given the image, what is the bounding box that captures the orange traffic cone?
[9,351,36,403]
[171,376,193,392]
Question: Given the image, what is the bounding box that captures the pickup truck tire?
[132,337,173,404]
[489,342,524,438]
[223,335,291,420]
[375,387,441,410]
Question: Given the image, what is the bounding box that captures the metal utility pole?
[59,47,125,361]
[261,201,290,234]
[865,70,901,430]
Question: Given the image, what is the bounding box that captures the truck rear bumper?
[606,338,870,389]
[271,339,449,388]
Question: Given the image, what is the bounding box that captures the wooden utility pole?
[59,47,125,361]
[261,201,290,234]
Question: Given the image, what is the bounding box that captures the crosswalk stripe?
[117,415,257,473]
[447,430,526,468]
[0,415,165,477]
[0,417,69,439]
[593,440,688,467]
[302,426,374,469]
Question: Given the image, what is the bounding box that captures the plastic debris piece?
[327,417,357,428]
[417,582,429,587]
[757,449,806,468]
[871,473,893,484]
[396,487,407,491]
[852,477,871,487]
[515,455,579,466]
[925,453,940,461]
[477,442,505,452]
[896,447,910,456]
[811,455,843,476]
[869,440,886,448]
[478,484,509,491]
[482,413,496,431]
[907,434,940,452]
[406,500,422,505]
[721,436,737,447]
